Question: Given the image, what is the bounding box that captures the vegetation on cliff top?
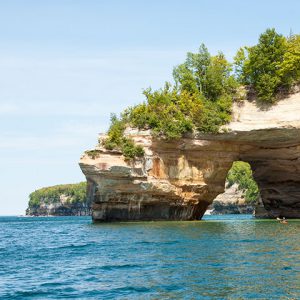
[102,114,144,159]
[102,28,300,157]
[28,182,87,208]
[234,28,300,103]
[227,162,259,204]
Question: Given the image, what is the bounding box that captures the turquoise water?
[0,215,299,299]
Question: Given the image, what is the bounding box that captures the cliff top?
[227,88,300,132]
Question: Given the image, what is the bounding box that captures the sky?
[0,0,300,215]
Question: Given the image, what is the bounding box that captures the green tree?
[203,53,236,100]
[173,63,198,94]
[233,47,249,84]
[239,28,287,102]
[186,43,211,93]
[227,161,259,203]
[173,44,237,101]
[280,34,300,87]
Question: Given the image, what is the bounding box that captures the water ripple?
[0,215,299,299]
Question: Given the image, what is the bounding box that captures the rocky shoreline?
[25,182,256,217]
[26,182,91,216]
[26,202,91,216]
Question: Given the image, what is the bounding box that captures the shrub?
[102,113,145,159]
[85,150,101,159]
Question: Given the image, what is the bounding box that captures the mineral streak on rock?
[80,91,300,221]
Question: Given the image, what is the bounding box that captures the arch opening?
[207,161,261,216]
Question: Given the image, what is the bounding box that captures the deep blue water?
[0,215,299,299]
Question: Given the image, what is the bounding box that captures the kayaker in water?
[276,217,288,224]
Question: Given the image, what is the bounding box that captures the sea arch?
[80,91,300,221]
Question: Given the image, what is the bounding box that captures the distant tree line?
[28,182,87,207]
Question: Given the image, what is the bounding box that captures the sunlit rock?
[80,90,300,221]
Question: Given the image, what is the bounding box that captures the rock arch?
[80,93,300,221]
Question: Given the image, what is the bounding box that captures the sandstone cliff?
[80,90,300,221]
[26,200,91,216]
[26,183,91,216]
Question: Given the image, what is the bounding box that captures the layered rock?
[26,199,91,216]
[26,183,91,216]
[208,183,254,215]
[80,91,300,221]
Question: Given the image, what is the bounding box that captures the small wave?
[158,284,183,292]
[239,239,256,243]
[3,289,51,299]
[112,286,150,293]
[136,240,179,245]
[72,286,151,299]
[40,282,63,287]
[85,263,143,272]
[102,263,142,270]
[51,242,97,250]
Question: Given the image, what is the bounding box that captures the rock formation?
[26,199,91,216]
[208,183,254,215]
[80,90,300,221]
[26,183,91,216]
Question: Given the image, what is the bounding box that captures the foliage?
[28,182,87,207]
[234,28,300,102]
[128,47,237,137]
[129,86,197,138]
[103,44,238,154]
[173,44,238,100]
[103,28,300,156]
[279,34,300,87]
[227,162,259,204]
[102,114,144,159]
[85,150,101,159]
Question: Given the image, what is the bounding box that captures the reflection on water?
[0,215,299,299]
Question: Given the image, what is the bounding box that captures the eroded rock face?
[208,184,254,215]
[80,136,238,221]
[80,91,300,221]
[26,194,91,216]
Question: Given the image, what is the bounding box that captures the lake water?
[0,215,299,299]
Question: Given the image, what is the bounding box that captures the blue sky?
[1,0,299,215]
